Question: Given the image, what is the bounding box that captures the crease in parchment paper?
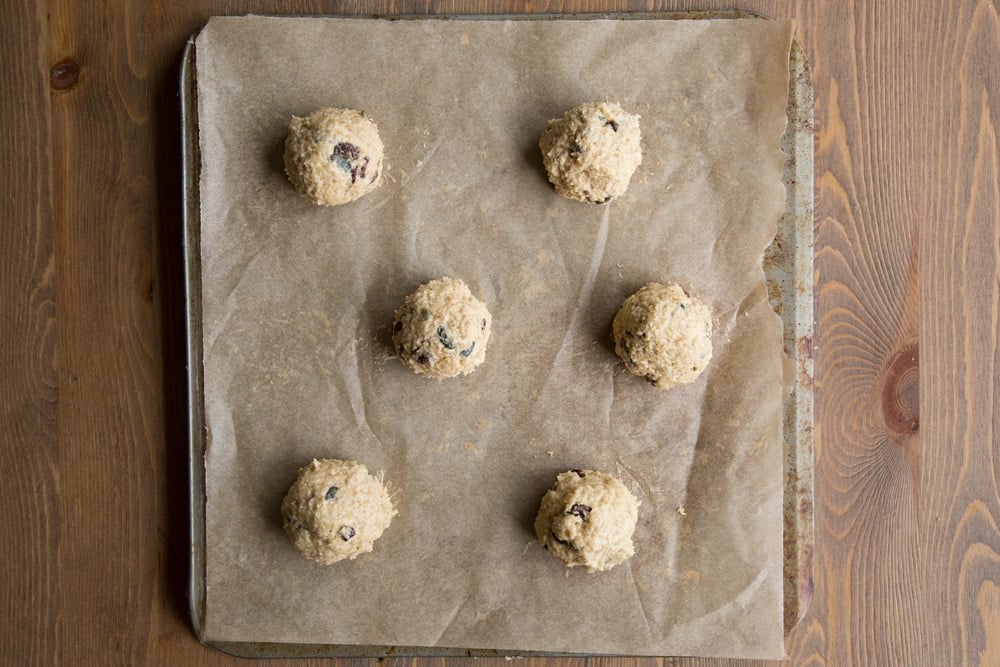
[197,15,792,659]
[544,203,612,400]
[429,593,474,647]
[624,553,656,641]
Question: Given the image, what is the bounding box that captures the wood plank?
[0,1,58,666]
[920,2,1000,666]
[47,0,164,662]
[807,0,925,662]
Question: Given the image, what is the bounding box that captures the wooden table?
[3,2,998,665]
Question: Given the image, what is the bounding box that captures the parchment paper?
[196,15,792,658]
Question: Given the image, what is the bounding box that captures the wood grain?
[2,0,998,665]
[0,1,57,665]
[920,2,1000,666]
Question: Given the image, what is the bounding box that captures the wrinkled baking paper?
[197,15,792,658]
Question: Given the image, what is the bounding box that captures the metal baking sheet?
[181,12,813,658]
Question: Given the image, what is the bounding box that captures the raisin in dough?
[613,282,713,389]
[535,469,640,572]
[539,102,642,204]
[392,278,492,379]
[283,107,384,206]
[281,459,395,564]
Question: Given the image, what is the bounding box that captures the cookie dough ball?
[535,469,640,572]
[392,278,492,379]
[612,282,713,389]
[283,107,384,206]
[281,459,396,565]
[539,102,642,203]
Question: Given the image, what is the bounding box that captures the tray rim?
[181,11,814,659]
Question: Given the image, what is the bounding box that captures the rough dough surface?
[539,101,642,203]
[392,278,492,379]
[283,107,384,206]
[535,469,640,572]
[281,459,396,564]
[612,282,713,389]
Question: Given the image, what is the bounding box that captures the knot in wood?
[50,60,79,91]
[881,342,919,435]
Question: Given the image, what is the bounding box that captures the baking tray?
[181,12,813,658]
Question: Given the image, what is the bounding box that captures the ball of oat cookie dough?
[392,278,492,380]
[539,101,642,204]
[283,107,384,206]
[612,282,713,389]
[535,469,640,572]
[281,458,396,565]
